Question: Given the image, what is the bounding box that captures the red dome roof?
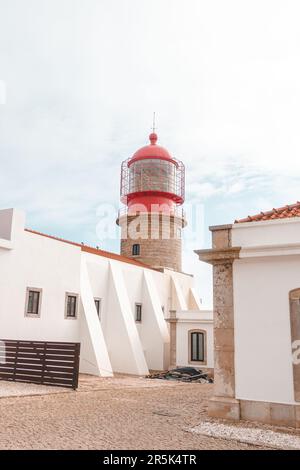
[129,133,175,166]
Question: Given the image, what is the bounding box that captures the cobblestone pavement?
[0,376,267,450]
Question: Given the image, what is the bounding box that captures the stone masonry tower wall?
[117,213,185,272]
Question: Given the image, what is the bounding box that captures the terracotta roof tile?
[24,228,155,270]
[234,201,300,224]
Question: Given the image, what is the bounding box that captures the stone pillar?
[195,224,241,421]
[289,289,300,403]
[167,310,177,369]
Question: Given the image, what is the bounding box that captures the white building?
[0,207,213,377]
[196,202,300,428]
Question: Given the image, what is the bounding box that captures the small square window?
[132,244,140,256]
[65,293,78,319]
[135,303,142,322]
[25,288,42,317]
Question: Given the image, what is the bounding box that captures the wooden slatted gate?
[0,340,80,389]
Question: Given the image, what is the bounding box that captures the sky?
[1,0,300,306]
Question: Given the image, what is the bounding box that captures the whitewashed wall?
[0,208,205,377]
[176,310,214,370]
[0,217,81,343]
[232,218,300,405]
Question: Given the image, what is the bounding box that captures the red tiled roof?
[24,228,155,270]
[235,201,300,224]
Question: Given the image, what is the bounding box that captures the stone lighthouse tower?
[117,132,186,272]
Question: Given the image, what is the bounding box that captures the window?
[94,298,101,318]
[25,288,42,317]
[65,293,78,319]
[132,244,140,256]
[135,303,142,322]
[189,330,205,363]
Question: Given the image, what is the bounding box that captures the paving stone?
[0,375,276,450]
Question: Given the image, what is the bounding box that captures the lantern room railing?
[117,205,186,220]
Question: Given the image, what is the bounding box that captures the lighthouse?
[117,132,186,271]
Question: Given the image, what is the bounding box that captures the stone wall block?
[240,400,271,425]
[270,403,296,428]
[212,229,231,249]
[214,350,235,397]
[213,262,233,286]
[214,306,234,329]
[214,283,233,309]
[214,328,234,352]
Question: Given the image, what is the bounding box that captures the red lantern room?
[120,133,185,213]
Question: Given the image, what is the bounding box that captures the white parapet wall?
[0,207,210,378]
[176,310,214,370]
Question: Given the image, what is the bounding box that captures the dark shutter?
[191,332,204,362]
[135,304,142,322]
[27,291,40,315]
[132,244,140,256]
[67,295,77,318]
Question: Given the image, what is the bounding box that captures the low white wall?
[0,228,82,343]
[176,310,214,370]
[0,208,202,377]
[232,217,300,248]
[233,256,298,404]
[231,218,300,405]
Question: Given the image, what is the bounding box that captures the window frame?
[64,292,79,320]
[132,244,140,256]
[188,329,206,365]
[25,287,42,318]
[135,303,142,323]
